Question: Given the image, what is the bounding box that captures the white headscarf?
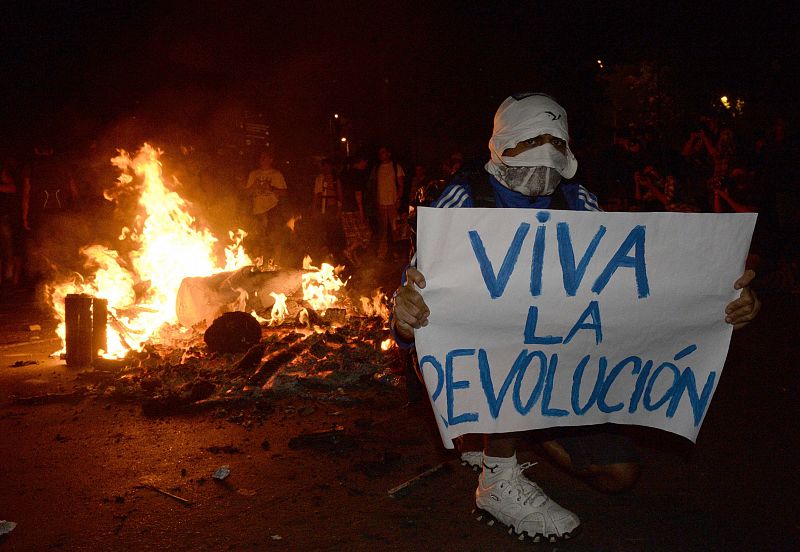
[487,93,578,179]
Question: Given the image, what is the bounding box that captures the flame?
[301,255,346,314]
[286,215,301,232]
[268,292,288,326]
[359,289,390,321]
[380,338,393,351]
[48,143,252,358]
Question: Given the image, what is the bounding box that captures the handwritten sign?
[414,207,757,449]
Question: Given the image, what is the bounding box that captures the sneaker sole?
[471,504,579,543]
[460,460,480,472]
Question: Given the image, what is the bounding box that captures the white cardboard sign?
[414,207,757,449]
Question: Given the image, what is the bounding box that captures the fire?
[360,289,390,321]
[47,143,362,362]
[268,292,288,326]
[48,143,252,357]
[286,215,301,232]
[301,255,346,315]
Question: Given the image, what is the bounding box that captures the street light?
[340,137,349,156]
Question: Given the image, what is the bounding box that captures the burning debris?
[71,310,400,418]
[176,265,305,329]
[31,143,402,418]
[203,312,262,354]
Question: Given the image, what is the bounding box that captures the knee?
[589,461,641,493]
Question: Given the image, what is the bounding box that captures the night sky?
[1,1,797,161]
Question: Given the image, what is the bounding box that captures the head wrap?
[487,93,577,179]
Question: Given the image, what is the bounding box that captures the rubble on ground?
[70,312,403,417]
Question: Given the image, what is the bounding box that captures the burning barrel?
[64,294,108,366]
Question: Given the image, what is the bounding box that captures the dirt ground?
[0,275,798,552]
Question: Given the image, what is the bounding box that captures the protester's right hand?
[392,267,429,343]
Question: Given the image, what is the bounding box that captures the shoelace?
[511,462,548,507]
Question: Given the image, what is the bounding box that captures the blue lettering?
[571,355,606,415]
[530,212,549,296]
[599,356,639,413]
[592,225,650,298]
[557,222,606,296]
[418,355,444,401]
[643,361,680,411]
[469,223,530,299]
[512,351,548,415]
[628,359,653,413]
[523,306,563,345]
[445,349,479,425]
[563,300,603,345]
[478,349,531,419]
[664,344,715,425]
[541,353,568,417]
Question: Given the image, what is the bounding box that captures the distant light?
[340,137,347,142]
[334,113,339,119]
[720,96,731,109]
[596,59,604,69]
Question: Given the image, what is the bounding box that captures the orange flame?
[268,292,288,326]
[359,289,390,321]
[301,255,346,315]
[48,143,252,357]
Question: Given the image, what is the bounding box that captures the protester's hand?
[725,269,760,330]
[392,267,429,342]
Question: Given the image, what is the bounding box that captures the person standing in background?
[244,149,287,263]
[371,145,404,259]
[339,153,371,266]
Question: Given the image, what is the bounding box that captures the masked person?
[390,93,760,543]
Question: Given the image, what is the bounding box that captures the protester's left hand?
[725,269,760,330]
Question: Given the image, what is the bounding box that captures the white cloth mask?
[490,165,562,196]
[486,143,567,196]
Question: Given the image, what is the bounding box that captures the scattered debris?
[176,266,304,328]
[236,488,257,496]
[29,310,396,425]
[11,390,84,405]
[388,462,448,498]
[212,466,231,480]
[260,439,270,450]
[28,324,41,331]
[270,534,282,541]
[10,360,38,367]
[235,342,267,372]
[204,312,262,354]
[138,482,192,507]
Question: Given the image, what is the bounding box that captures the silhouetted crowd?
[1,111,797,299]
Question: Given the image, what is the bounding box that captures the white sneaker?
[474,459,580,542]
[460,450,483,471]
